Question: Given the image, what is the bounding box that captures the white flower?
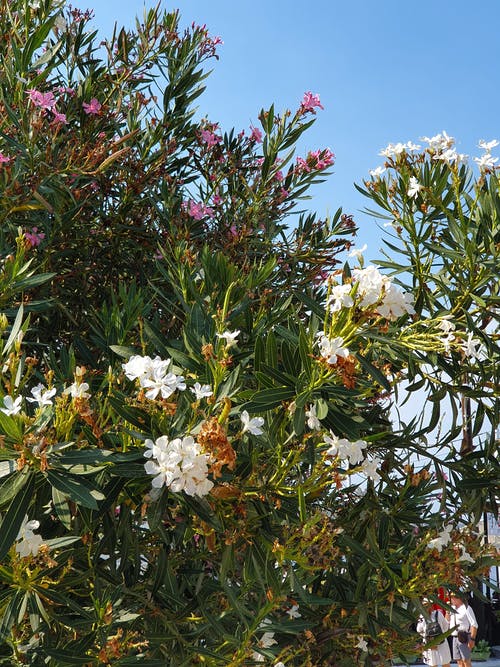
[316,334,349,365]
[378,283,415,319]
[1,395,22,415]
[361,456,381,482]
[143,435,170,459]
[325,433,367,465]
[433,148,467,164]
[348,244,367,260]
[252,631,277,662]
[379,142,407,159]
[216,330,240,347]
[356,636,369,652]
[122,354,154,381]
[240,410,264,436]
[190,382,213,400]
[327,283,354,312]
[305,404,321,430]
[64,382,90,399]
[427,524,453,552]
[474,153,498,170]
[441,333,455,354]
[478,139,499,151]
[369,166,386,177]
[438,317,456,334]
[421,131,454,152]
[352,265,386,308]
[143,370,186,400]
[124,354,186,400]
[407,176,423,198]
[26,383,57,407]
[459,546,474,563]
[287,604,301,619]
[460,332,484,363]
[15,516,44,558]
[379,141,420,159]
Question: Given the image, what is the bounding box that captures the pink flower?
[24,227,45,247]
[52,111,68,124]
[249,126,263,143]
[295,156,311,174]
[186,200,214,220]
[200,129,221,146]
[0,152,11,164]
[82,98,101,115]
[27,89,56,110]
[213,191,223,206]
[300,91,324,113]
[308,148,335,170]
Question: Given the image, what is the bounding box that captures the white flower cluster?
[352,266,415,319]
[144,435,213,497]
[426,524,473,561]
[1,382,58,416]
[474,139,499,170]
[325,264,414,322]
[324,432,381,482]
[437,320,485,361]
[379,141,421,159]
[123,354,186,400]
[16,516,44,557]
[372,133,498,178]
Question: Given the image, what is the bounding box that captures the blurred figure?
[416,598,451,667]
[447,593,478,667]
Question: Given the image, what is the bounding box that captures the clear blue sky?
[83,0,500,258]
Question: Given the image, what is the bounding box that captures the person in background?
[416,598,451,667]
[447,593,478,667]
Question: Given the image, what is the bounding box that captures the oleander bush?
[0,1,498,665]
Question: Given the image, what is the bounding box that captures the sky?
[82,0,500,260]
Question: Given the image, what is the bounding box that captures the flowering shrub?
[0,2,498,666]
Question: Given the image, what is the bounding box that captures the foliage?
[0,2,498,666]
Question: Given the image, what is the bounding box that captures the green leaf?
[43,650,91,665]
[0,468,30,507]
[0,589,24,641]
[356,353,391,392]
[0,473,34,561]
[46,470,105,510]
[52,487,72,529]
[244,387,295,412]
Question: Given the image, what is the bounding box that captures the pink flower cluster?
[24,227,45,247]
[26,87,102,122]
[249,126,263,143]
[184,200,215,220]
[200,128,221,147]
[0,152,11,165]
[194,23,223,58]
[26,88,67,124]
[296,148,335,174]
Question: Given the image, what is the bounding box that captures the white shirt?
[449,602,478,636]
